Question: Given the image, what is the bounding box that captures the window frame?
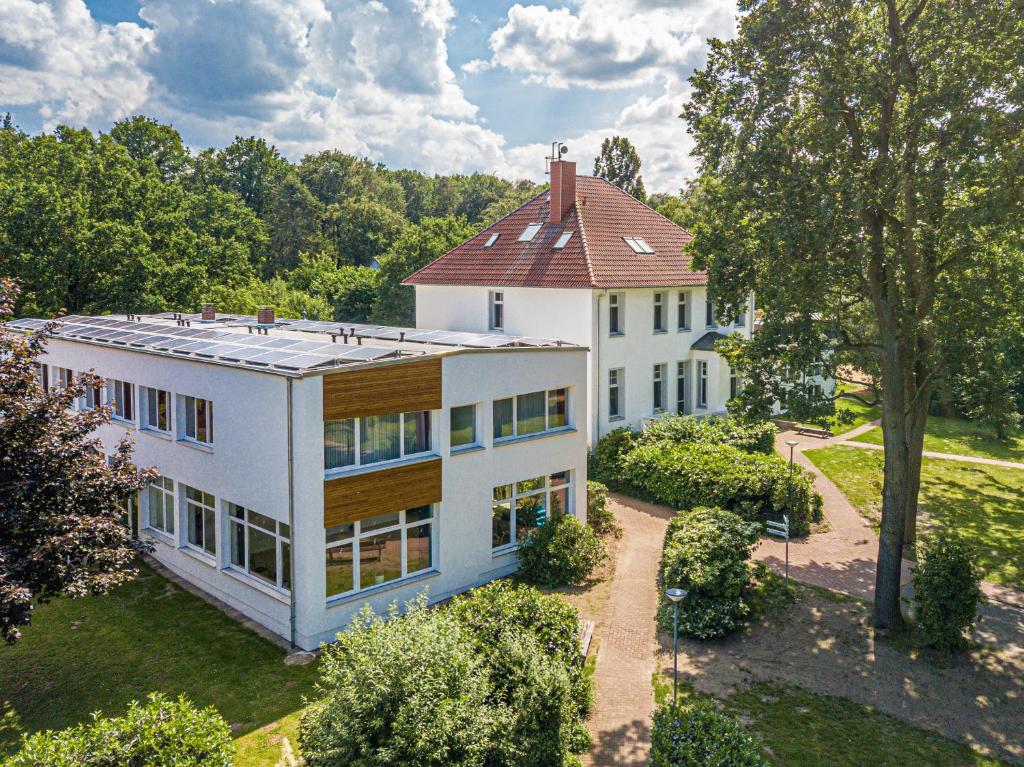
[325,505,435,600]
[141,386,172,434]
[677,291,690,331]
[107,379,135,423]
[324,410,435,473]
[653,292,666,333]
[608,368,624,420]
[492,388,570,442]
[705,301,716,328]
[518,222,543,242]
[183,484,216,558]
[609,292,624,336]
[491,471,573,552]
[449,403,479,452]
[730,370,742,399]
[653,363,667,413]
[489,290,504,331]
[697,360,709,408]
[227,502,291,591]
[181,395,213,445]
[145,475,176,537]
[676,361,688,414]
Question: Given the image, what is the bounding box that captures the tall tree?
[325,198,408,267]
[209,136,288,218]
[109,116,190,181]
[683,0,1023,628]
[593,136,647,202]
[0,280,155,642]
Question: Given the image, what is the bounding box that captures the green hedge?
[586,480,619,536]
[619,441,820,536]
[6,694,233,767]
[658,507,761,639]
[649,702,767,767]
[913,534,984,651]
[639,414,778,455]
[517,513,607,587]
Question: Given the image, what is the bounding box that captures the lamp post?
[664,587,688,707]
[785,438,798,514]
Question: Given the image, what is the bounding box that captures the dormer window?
[484,232,500,249]
[552,231,573,251]
[518,223,543,242]
[623,236,654,254]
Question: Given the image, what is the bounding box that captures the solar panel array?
[277,319,564,349]
[8,316,400,374]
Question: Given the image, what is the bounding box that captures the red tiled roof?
[403,176,706,289]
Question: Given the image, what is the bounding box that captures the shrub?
[913,534,984,651]
[620,441,819,535]
[517,513,608,587]
[658,508,761,639]
[588,427,638,488]
[7,693,233,767]
[639,414,778,455]
[649,702,767,767]
[586,480,619,536]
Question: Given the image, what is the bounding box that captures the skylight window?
[623,236,654,254]
[518,223,543,242]
[552,231,574,251]
[484,232,500,249]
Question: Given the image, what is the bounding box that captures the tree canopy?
[593,136,647,202]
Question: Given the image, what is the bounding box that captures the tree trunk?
[902,395,929,559]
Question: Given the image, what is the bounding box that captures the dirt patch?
[659,587,1024,764]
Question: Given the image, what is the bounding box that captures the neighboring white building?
[13,310,587,650]
[405,157,754,443]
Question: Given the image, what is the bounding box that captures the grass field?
[796,384,880,436]
[0,563,317,765]
[855,415,1024,463]
[805,445,1024,589]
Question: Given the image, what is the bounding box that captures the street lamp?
[664,587,688,707]
[785,437,798,515]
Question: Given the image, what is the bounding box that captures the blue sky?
[0,0,736,191]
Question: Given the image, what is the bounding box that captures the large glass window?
[450,404,477,450]
[183,395,213,444]
[324,410,434,472]
[227,503,290,590]
[325,506,434,599]
[107,379,134,422]
[697,360,709,408]
[609,293,624,335]
[146,476,175,535]
[142,387,171,433]
[653,363,666,413]
[608,368,623,419]
[184,485,216,556]
[493,388,570,441]
[492,471,572,549]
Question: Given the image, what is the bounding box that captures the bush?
[517,513,608,587]
[639,414,778,455]
[658,508,761,639]
[586,480,619,536]
[7,693,233,767]
[649,702,767,767]
[620,441,819,535]
[913,535,984,651]
[588,427,638,488]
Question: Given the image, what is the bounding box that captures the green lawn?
[796,384,880,436]
[0,563,318,765]
[805,445,1024,589]
[855,415,1024,463]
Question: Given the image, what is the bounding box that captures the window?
[450,404,477,450]
[55,367,74,390]
[484,232,500,249]
[677,291,690,331]
[493,388,569,441]
[735,309,747,327]
[489,290,504,331]
[609,293,624,335]
[325,506,434,598]
[677,361,689,414]
[183,395,213,444]
[653,292,666,332]
[36,364,49,391]
[653,363,666,412]
[808,362,824,378]
[518,223,542,242]
[146,476,175,535]
[608,368,623,419]
[228,503,290,590]
[492,471,572,549]
[553,230,573,250]
[623,236,654,254]
[82,374,101,410]
[184,485,216,556]
[142,387,171,433]
[107,379,134,422]
[697,361,709,408]
[324,410,433,471]
[706,301,716,328]
[730,370,742,399]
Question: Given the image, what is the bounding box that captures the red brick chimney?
[257,307,275,326]
[201,303,216,321]
[549,159,576,224]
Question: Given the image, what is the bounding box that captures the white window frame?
[80,373,102,411]
[677,291,690,331]
[518,223,543,242]
[106,379,135,423]
[324,410,435,473]
[183,484,216,558]
[145,475,175,537]
[653,363,667,413]
[697,360,709,408]
[449,403,479,452]
[489,290,504,331]
[552,230,573,250]
[653,292,666,333]
[227,502,290,591]
[181,395,213,445]
[484,232,500,249]
[36,363,50,391]
[608,368,624,420]
[492,471,573,552]
[325,506,435,600]
[609,293,624,336]
[141,386,172,434]
[492,388,569,442]
[677,361,689,414]
[706,301,716,328]
[730,370,742,399]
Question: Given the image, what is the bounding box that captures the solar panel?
[261,338,304,349]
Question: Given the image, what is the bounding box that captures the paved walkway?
[843,438,1024,470]
[585,495,671,767]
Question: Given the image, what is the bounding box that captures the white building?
[405,157,754,443]
[13,310,587,649]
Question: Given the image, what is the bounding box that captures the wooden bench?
[795,425,833,439]
[577,619,595,660]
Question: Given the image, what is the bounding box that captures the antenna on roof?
[545,141,569,174]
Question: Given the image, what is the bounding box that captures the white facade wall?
[415,284,753,442]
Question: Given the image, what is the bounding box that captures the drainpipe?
[593,289,606,447]
[286,377,297,650]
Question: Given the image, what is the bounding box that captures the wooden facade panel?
[323,357,442,421]
[324,458,442,528]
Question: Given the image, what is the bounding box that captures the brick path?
[584,495,671,767]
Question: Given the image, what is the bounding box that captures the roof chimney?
[201,303,216,321]
[257,306,275,326]
[549,158,576,224]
